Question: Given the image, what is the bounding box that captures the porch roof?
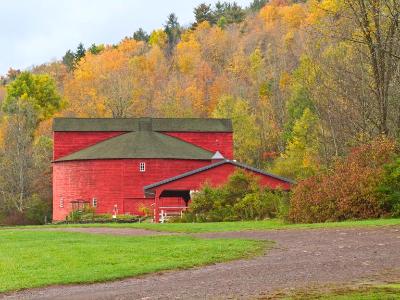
[144,159,296,196]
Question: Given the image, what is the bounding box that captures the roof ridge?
[53,117,233,132]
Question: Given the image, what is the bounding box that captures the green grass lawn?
[121,218,400,233]
[8,218,400,233]
[0,230,266,293]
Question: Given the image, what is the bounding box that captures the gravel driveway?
[1,226,400,299]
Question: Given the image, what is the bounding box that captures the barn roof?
[55,131,214,162]
[144,159,296,194]
[53,117,233,132]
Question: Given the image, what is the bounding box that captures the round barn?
[52,118,294,222]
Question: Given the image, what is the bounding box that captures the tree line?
[0,0,399,224]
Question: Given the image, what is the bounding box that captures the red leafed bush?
[289,137,398,223]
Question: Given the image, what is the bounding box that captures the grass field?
[6,218,400,233]
[0,230,266,292]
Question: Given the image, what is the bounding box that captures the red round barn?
[52,118,294,222]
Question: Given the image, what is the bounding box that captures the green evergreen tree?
[133,28,149,42]
[249,0,267,11]
[75,43,86,62]
[193,3,215,25]
[88,43,104,55]
[62,50,75,71]
[164,13,181,54]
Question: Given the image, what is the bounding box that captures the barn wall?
[53,158,210,221]
[163,132,233,159]
[53,131,125,160]
[123,197,154,215]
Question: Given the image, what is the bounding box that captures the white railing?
[158,206,187,223]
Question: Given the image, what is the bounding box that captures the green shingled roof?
[53,117,232,132]
[55,131,214,162]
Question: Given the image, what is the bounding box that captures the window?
[92,198,97,208]
[59,197,64,208]
[139,162,146,172]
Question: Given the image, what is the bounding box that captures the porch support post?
[154,190,161,223]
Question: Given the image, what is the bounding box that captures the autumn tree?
[273,108,321,179]
[342,0,400,135]
[213,96,262,165]
[0,101,36,211]
[3,72,63,121]
[0,99,51,224]
[305,0,400,147]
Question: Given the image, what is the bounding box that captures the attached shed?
[144,159,294,222]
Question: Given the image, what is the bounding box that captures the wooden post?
[154,190,160,223]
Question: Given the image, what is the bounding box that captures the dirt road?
[2,226,400,299]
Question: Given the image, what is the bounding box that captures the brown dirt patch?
[1,226,400,299]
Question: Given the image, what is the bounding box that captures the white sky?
[0,0,252,75]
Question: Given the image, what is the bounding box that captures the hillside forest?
[0,0,399,224]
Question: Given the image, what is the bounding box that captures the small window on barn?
[60,197,64,208]
[139,162,146,172]
[92,198,97,208]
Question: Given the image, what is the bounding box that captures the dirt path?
[2,226,400,299]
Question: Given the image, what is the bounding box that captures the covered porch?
[151,189,193,223]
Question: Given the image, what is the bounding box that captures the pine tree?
[194,3,215,26]
[164,13,181,54]
[133,28,149,42]
[75,43,86,62]
[62,50,75,71]
[249,0,267,12]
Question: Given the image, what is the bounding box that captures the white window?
[139,162,146,172]
[59,197,64,208]
[92,198,97,208]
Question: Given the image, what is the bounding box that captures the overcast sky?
[0,0,252,75]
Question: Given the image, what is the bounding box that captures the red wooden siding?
[123,198,154,215]
[53,131,124,160]
[53,158,210,220]
[164,132,233,159]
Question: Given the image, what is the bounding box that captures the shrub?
[25,194,50,224]
[377,156,400,217]
[0,194,50,225]
[289,137,399,223]
[138,203,153,217]
[67,206,95,223]
[233,189,288,220]
[183,170,288,222]
[66,206,140,223]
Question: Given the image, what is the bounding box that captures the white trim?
[92,198,97,208]
[139,162,146,172]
